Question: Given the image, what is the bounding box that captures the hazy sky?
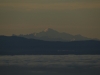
[0,0,100,39]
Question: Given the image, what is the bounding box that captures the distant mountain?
[18,28,91,41]
[0,36,100,55]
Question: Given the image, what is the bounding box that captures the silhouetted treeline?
[0,36,100,55]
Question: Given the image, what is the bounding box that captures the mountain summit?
[18,28,91,41]
[43,28,58,33]
[44,28,53,32]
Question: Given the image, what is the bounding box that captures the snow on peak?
[44,28,53,32]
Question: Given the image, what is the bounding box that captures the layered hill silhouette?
[18,28,91,41]
[0,35,100,55]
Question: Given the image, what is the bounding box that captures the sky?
[0,0,100,39]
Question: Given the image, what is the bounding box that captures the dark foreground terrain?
[0,36,100,55]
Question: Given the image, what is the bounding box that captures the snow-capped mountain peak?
[43,28,55,32]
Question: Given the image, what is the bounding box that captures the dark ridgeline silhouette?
[18,28,91,41]
[0,35,100,55]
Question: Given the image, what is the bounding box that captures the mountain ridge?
[18,28,91,41]
[0,35,100,55]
